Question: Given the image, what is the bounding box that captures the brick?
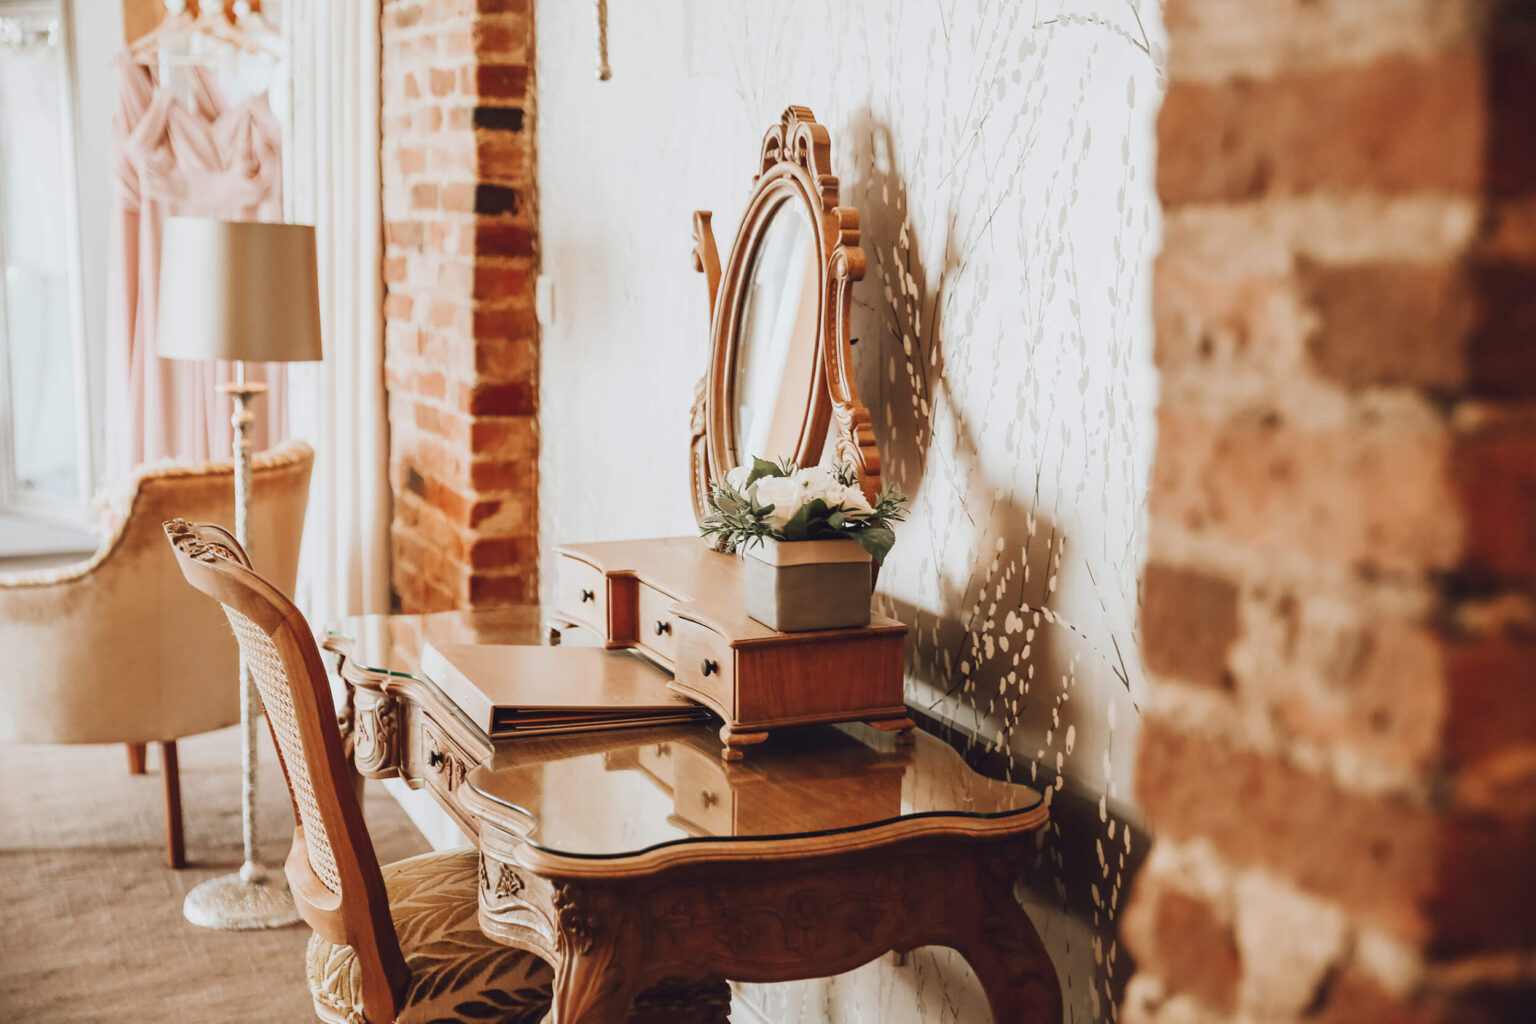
[1445,640,1536,770]
[385,220,423,248]
[441,183,477,213]
[466,380,535,416]
[1300,259,1536,395]
[1153,255,1298,373]
[1454,425,1536,580]
[1141,564,1240,689]
[1159,50,1483,205]
[466,536,536,570]
[469,457,535,493]
[383,292,414,321]
[475,64,528,100]
[473,16,529,61]
[1301,261,1476,392]
[474,337,536,379]
[470,416,537,460]
[473,105,525,132]
[476,0,528,15]
[472,263,530,303]
[468,571,536,606]
[477,133,529,185]
[475,220,535,257]
[474,185,522,217]
[1150,409,1460,574]
[1128,882,1241,1014]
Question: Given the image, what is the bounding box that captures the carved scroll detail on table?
[352,688,398,776]
[495,864,525,900]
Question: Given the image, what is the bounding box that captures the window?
[0,0,91,518]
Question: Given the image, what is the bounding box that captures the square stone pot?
[743,537,873,632]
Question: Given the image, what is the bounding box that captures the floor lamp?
[158,217,322,930]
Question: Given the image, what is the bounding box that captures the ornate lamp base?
[183,864,303,931]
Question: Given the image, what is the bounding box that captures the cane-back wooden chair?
[163,518,553,1024]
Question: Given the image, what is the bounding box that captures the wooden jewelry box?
[552,107,913,761]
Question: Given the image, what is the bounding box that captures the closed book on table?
[420,641,708,738]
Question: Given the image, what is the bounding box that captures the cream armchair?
[0,441,313,867]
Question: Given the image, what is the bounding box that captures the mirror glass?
[731,198,819,465]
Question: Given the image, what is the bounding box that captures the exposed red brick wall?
[1124,1,1536,1021]
[381,0,538,611]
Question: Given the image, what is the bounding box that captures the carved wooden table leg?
[955,842,1063,1024]
[549,883,640,1024]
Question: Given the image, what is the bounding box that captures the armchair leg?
[127,743,147,775]
[161,741,185,869]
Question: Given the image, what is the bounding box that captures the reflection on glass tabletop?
[468,721,1044,860]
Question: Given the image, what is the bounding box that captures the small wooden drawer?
[672,617,735,719]
[635,583,680,668]
[557,553,608,636]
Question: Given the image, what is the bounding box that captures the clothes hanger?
[125,0,200,66]
[125,1,277,68]
[230,1,284,61]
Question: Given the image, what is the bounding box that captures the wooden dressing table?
[325,611,1062,1023]
[323,107,1062,1021]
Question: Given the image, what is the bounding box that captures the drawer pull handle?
[580,588,596,603]
[427,749,445,771]
[654,620,672,636]
[701,658,718,677]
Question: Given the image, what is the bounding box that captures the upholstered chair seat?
[306,848,552,1024]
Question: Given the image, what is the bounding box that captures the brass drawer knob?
[701,658,718,677]
[580,588,596,603]
[655,620,672,636]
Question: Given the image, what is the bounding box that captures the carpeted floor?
[0,726,431,1023]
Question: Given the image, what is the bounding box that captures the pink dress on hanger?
[104,58,287,481]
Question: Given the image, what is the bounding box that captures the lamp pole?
[181,362,300,930]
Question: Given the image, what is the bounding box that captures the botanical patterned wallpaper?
[536,2,1164,1020]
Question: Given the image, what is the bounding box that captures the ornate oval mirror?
[688,106,880,524]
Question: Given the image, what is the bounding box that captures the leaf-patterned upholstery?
[306,848,553,1024]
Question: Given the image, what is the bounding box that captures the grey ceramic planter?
[743,537,873,632]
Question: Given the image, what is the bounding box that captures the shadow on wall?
[840,108,1148,1021]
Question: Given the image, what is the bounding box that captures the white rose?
[725,464,754,495]
[753,475,805,531]
[836,484,874,515]
[796,464,843,507]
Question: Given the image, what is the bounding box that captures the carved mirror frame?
[689,106,881,524]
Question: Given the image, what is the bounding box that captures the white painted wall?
[536,2,1164,1020]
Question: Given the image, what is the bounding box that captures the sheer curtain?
[282,0,389,623]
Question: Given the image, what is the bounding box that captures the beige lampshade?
[157,218,323,363]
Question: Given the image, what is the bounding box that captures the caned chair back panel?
[163,519,409,1022]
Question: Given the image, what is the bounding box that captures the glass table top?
[327,612,1045,860]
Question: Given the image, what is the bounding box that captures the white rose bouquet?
[701,457,909,563]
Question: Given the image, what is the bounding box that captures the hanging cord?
[595,0,611,81]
